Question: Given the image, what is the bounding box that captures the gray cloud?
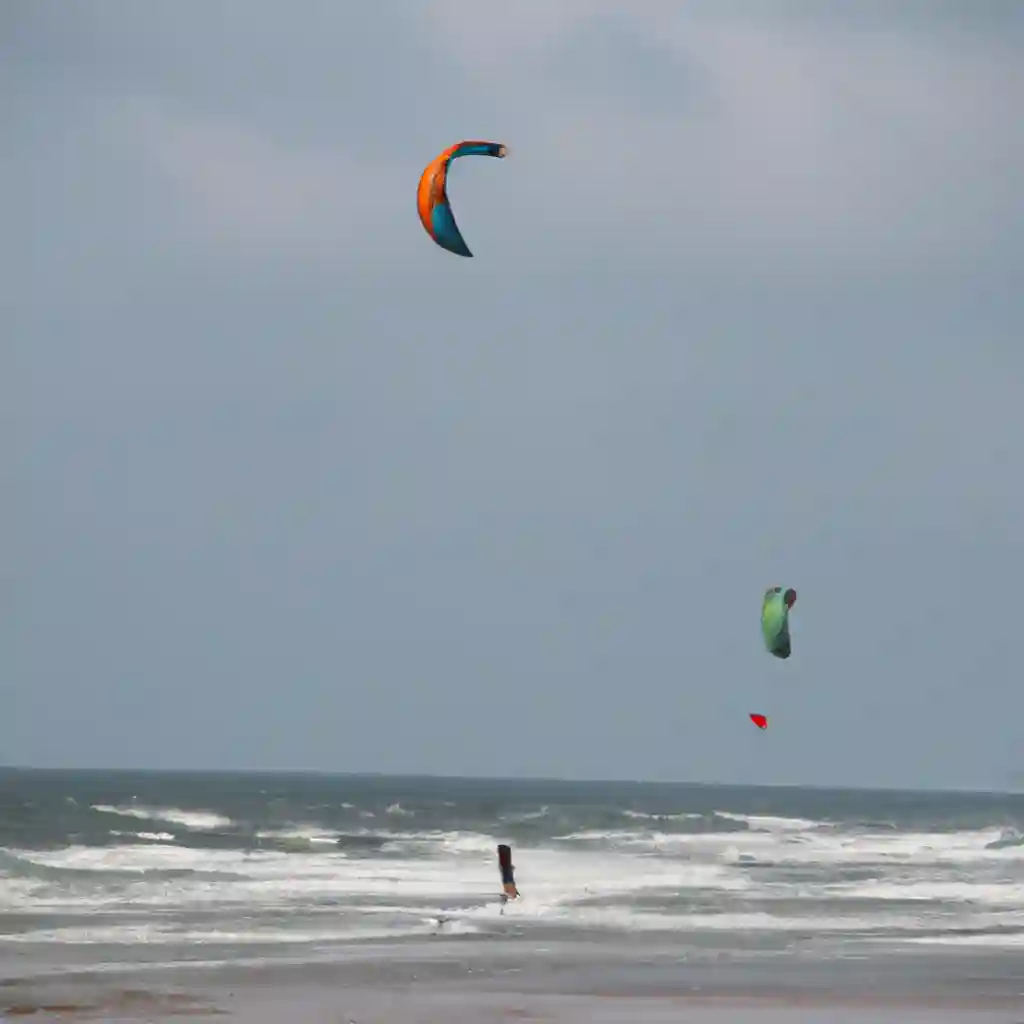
[6,1,1023,788]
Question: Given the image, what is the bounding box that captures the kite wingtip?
[439,240,473,258]
[497,144,509,158]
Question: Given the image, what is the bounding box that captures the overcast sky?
[5,1,1022,789]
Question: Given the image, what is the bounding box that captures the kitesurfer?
[497,843,519,914]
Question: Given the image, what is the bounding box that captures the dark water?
[2,768,1023,971]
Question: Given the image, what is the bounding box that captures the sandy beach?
[3,979,1018,1022]
[4,942,1022,1022]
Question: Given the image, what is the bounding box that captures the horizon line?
[1,764,1019,799]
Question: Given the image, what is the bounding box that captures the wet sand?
[4,945,1023,1022]
[1,982,1018,1023]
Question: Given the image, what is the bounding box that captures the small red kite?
[749,713,769,730]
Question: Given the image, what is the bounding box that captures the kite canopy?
[749,713,769,730]
[761,586,797,659]
[416,140,508,257]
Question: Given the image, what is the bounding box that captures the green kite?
[762,586,797,659]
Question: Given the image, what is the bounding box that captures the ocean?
[3,767,1023,977]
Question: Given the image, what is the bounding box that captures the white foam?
[91,805,233,831]
[109,830,177,843]
[621,810,703,822]
[491,904,1024,935]
[745,827,1024,866]
[381,831,498,856]
[257,825,339,848]
[17,844,264,874]
[5,920,478,946]
[503,806,550,822]
[900,931,1024,948]
[833,879,1024,907]
[0,836,743,919]
[714,811,824,832]
[6,812,1024,952]
[559,823,1024,867]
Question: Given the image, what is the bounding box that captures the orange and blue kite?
[417,140,508,257]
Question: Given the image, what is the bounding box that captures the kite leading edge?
[417,140,508,257]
